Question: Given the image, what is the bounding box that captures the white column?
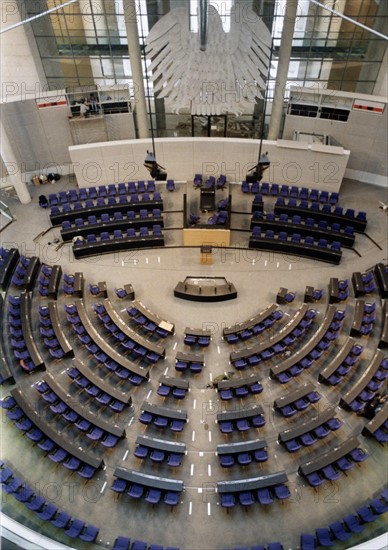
[0,121,31,204]
[123,0,149,138]
[267,0,299,141]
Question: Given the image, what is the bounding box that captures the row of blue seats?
[224,310,284,344]
[139,410,185,432]
[0,461,99,542]
[112,478,180,506]
[251,227,342,252]
[67,365,128,411]
[62,208,162,230]
[38,305,66,359]
[219,447,268,468]
[194,174,226,189]
[93,303,162,363]
[175,356,204,374]
[157,383,187,400]
[35,380,121,448]
[253,210,354,235]
[242,181,339,203]
[0,397,97,479]
[232,308,317,370]
[273,310,346,384]
[10,256,33,288]
[50,192,162,214]
[220,483,290,508]
[49,181,158,205]
[133,443,183,467]
[282,417,343,453]
[301,489,388,549]
[218,381,263,400]
[7,296,37,372]
[304,447,369,487]
[357,270,377,294]
[183,333,211,347]
[113,536,178,550]
[275,197,367,221]
[348,357,388,413]
[277,390,321,417]
[73,226,163,247]
[127,306,170,338]
[218,413,265,434]
[324,343,364,386]
[67,304,156,372]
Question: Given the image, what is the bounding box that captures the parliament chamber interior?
[0,1,387,550]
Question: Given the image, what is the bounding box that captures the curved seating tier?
[249,228,342,264]
[175,351,204,374]
[274,198,367,232]
[270,305,345,383]
[273,382,320,417]
[217,405,265,433]
[127,300,175,337]
[242,182,339,205]
[361,402,388,444]
[66,299,149,384]
[139,402,187,433]
[0,248,20,292]
[157,375,189,400]
[50,195,163,226]
[318,337,364,386]
[0,461,100,542]
[251,211,355,247]
[48,181,157,206]
[230,304,317,370]
[2,389,104,478]
[217,471,289,508]
[35,373,125,447]
[113,467,183,506]
[38,301,73,359]
[217,438,268,467]
[223,303,283,344]
[216,373,263,400]
[73,228,165,258]
[133,435,186,466]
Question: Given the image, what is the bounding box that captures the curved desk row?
[380,301,388,349]
[71,358,132,404]
[114,467,183,493]
[11,388,103,470]
[0,248,20,292]
[374,263,388,298]
[129,300,175,335]
[102,299,165,359]
[50,199,164,226]
[251,216,355,248]
[270,305,338,378]
[278,407,337,444]
[298,437,360,477]
[61,216,164,242]
[273,382,317,410]
[340,350,386,409]
[217,438,267,456]
[318,337,359,382]
[20,292,45,370]
[274,202,367,232]
[73,299,149,382]
[249,235,342,264]
[73,235,165,259]
[47,301,73,357]
[231,304,310,363]
[0,295,15,384]
[42,373,126,439]
[223,303,278,337]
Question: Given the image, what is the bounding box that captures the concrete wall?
[69,137,350,191]
[283,88,387,187]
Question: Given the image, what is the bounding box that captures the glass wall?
[22,0,387,138]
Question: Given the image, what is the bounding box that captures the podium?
[200,245,213,265]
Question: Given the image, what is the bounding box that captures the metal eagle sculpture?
[146,3,272,117]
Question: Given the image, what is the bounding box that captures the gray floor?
[0,176,387,550]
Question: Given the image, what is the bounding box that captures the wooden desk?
[73,272,84,297]
[274,383,316,410]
